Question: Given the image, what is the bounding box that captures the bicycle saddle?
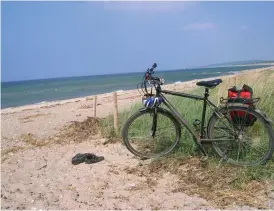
[196,79,223,88]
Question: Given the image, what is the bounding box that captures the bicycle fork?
[150,108,158,138]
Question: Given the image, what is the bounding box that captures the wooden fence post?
[93,96,97,117]
[233,76,237,87]
[217,80,223,106]
[113,92,118,132]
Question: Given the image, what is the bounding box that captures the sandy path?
[1,139,215,210]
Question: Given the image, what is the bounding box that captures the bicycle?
[121,63,274,166]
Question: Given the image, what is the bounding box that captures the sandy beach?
[1,66,274,210]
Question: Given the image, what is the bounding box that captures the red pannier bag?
[227,84,257,126]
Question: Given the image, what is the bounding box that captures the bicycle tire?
[122,107,181,159]
[207,105,274,166]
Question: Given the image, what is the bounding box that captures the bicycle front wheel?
[122,108,181,159]
[207,105,274,166]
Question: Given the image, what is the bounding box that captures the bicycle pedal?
[217,156,227,167]
[193,119,201,126]
[193,119,201,131]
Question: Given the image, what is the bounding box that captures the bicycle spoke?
[209,106,273,166]
[237,141,241,162]
[218,117,237,135]
[213,126,235,137]
[124,109,179,158]
[213,136,233,140]
[153,129,176,136]
[240,140,266,155]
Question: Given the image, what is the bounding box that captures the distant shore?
[1,65,273,115]
[201,62,274,68]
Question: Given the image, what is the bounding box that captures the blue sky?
[2,1,274,82]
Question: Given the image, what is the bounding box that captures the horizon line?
[2,61,273,83]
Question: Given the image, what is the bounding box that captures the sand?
[1,66,274,210]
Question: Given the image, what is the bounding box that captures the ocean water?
[1,65,271,109]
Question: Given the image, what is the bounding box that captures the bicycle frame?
[153,85,235,156]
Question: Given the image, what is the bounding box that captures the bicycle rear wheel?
[207,106,274,166]
[122,108,181,159]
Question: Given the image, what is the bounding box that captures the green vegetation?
[100,69,274,201]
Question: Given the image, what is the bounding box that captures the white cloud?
[183,22,216,31]
[103,1,197,13]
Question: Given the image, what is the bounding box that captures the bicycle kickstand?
[217,155,228,168]
[200,155,208,162]
[200,155,209,167]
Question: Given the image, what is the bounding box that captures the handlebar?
[146,63,157,74]
[145,63,157,80]
[140,63,165,96]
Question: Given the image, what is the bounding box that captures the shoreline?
[1,65,273,115]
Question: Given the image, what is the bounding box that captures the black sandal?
[72,153,87,165]
[84,153,104,164]
[72,153,104,165]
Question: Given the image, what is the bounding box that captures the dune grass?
[100,69,274,191]
[101,69,274,146]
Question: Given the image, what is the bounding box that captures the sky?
[1,1,274,82]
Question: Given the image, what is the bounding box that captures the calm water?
[1,65,271,109]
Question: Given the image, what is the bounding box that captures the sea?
[1,65,271,109]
